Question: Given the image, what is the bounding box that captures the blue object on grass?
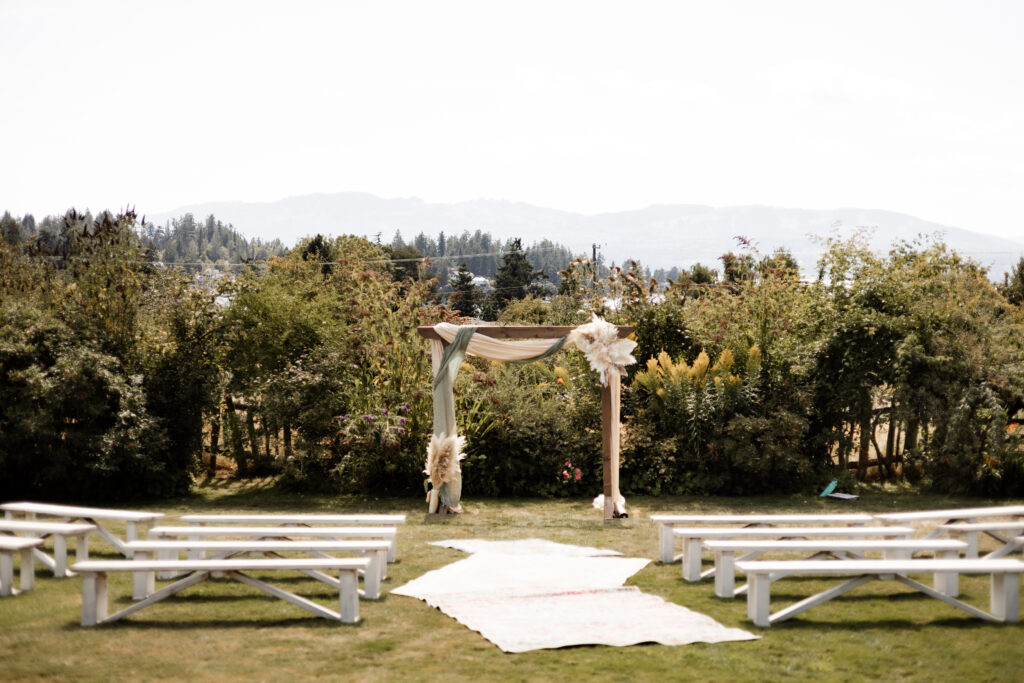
[820,479,838,497]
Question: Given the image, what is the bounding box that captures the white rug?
[393,545,758,652]
[428,537,623,557]
[393,553,649,599]
[428,586,759,653]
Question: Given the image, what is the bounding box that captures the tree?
[449,262,481,317]
[758,248,800,279]
[0,212,22,248]
[491,238,545,313]
[387,244,427,282]
[719,251,755,285]
[1003,256,1024,306]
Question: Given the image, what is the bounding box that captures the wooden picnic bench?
[736,558,1024,627]
[672,525,914,581]
[0,536,44,596]
[704,538,967,598]
[2,502,164,558]
[874,505,1024,557]
[71,557,371,626]
[124,539,390,600]
[178,514,405,562]
[650,513,875,564]
[0,519,95,577]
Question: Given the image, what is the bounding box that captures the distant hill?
[148,193,1024,279]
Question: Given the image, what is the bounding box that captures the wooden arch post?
[417,324,633,520]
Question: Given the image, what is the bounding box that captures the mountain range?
[147,193,1024,279]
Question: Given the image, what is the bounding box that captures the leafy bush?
[458,354,603,497]
[621,345,817,494]
[0,304,186,500]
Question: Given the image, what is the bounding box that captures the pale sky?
[2,0,1023,241]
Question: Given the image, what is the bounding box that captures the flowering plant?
[567,314,637,386]
[559,459,583,483]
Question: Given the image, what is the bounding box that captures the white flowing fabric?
[433,322,567,361]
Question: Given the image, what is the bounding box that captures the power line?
[23,244,579,268]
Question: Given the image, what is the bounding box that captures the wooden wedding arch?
[417,324,633,520]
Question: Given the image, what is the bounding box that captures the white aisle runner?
[393,540,757,653]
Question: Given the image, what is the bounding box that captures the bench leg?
[0,552,12,597]
[934,549,959,597]
[76,534,89,565]
[991,572,1020,622]
[681,538,703,581]
[714,551,735,598]
[125,522,139,559]
[658,524,674,563]
[132,551,156,600]
[20,547,35,592]
[748,573,771,627]
[81,573,108,626]
[53,535,68,577]
[187,534,202,561]
[362,553,381,600]
[339,569,359,623]
[387,538,397,564]
[964,530,979,559]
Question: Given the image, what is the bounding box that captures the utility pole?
[592,243,599,286]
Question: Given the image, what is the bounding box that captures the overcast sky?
[2,0,1022,240]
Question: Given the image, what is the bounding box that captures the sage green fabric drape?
[429,327,568,511]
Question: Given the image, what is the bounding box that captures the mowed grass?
[2,482,1023,682]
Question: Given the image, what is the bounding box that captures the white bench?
[147,525,398,578]
[124,539,390,600]
[939,522,1024,560]
[178,514,405,562]
[672,525,914,581]
[651,513,875,564]
[0,519,95,577]
[71,557,370,626]
[2,502,164,558]
[874,505,1024,557]
[705,538,967,598]
[736,558,1024,627]
[0,536,44,596]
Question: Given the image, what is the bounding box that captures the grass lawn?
[2,482,1023,682]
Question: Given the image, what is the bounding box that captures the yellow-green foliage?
[634,345,759,410]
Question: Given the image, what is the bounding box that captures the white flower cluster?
[567,314,638,386]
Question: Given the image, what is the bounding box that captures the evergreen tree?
[491,238,545,313]
[0,212,21,247]
[387,244,427,282]
[449,262,481,317]
[1004,256,1024,306]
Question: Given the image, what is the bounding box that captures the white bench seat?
[672,526,915,581]
[651,513,875,564]
[179,514,405,561]
[0,519,96,577]
[0,536,44,596]
[2,502,164,558]
[124,539,391,600]
[154,524,400,561]
[736,558,1024,627]
[940,522,1024,559]
[705,538,968,598]
[71,557,371,626]
[874,506,1024,557]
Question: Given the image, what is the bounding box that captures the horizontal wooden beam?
[417,325,634,341]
